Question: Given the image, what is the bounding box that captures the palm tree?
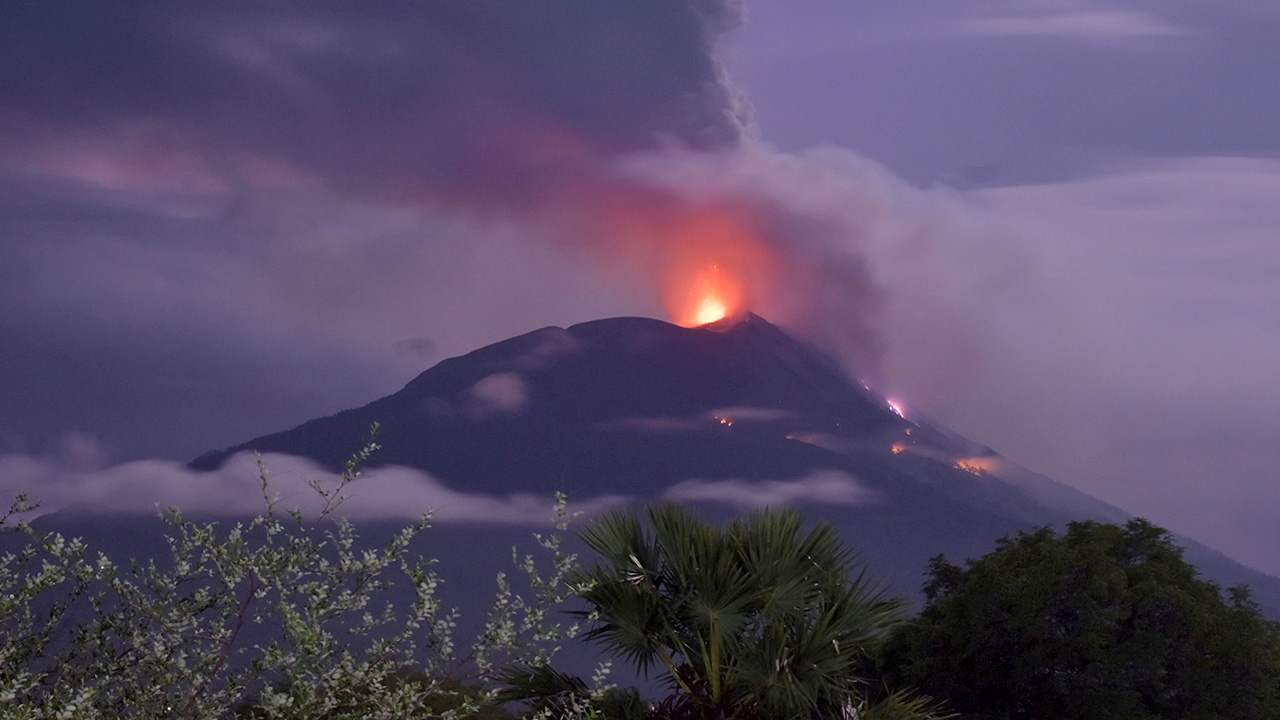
[566,505,928,720]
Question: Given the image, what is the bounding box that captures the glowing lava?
[670,257,747,325]
[955,457,997,476]
[645,208,770,328]
[694,296,728,325]
[688,264,731,325]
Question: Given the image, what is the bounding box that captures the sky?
[2,1,1279,575]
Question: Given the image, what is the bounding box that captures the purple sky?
[2,1,1279,575]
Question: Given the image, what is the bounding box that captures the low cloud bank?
[0,451,627,525]
[664,470,877,510]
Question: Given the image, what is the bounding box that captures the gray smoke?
[0,0,893,459]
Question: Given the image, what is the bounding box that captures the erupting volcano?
[189,312,1280,619]
[684,264,735,326]
[622,205,774,329]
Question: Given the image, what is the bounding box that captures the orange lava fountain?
[684,264,734,326]
[657,209,772,327]
[574,171,778,329]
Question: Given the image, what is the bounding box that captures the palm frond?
[573,505,930,720]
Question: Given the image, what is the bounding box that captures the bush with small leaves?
[0,427,594,719]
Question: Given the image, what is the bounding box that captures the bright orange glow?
[891,443,907,455]
[694,297,728,325]
[562,169,777,329]
[684,264,736,326]
[955,458,997,476]
[652,208,771,328]
[448,120,787,332]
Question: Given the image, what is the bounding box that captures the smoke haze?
[3,1,1280,578]
[0,0,897,462]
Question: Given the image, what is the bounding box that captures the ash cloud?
[4,0,1280,582]
[0,0,893,460]
[0,0,749,200]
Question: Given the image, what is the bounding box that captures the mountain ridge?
[191,314,1280,616]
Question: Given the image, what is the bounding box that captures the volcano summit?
[196,314,957,497]
[193,314,1280,614]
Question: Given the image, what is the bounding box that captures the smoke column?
[1,0,889,377]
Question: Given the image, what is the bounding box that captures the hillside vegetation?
[2,444,1276,718]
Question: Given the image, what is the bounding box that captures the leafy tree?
[881,518,1280,720]
[510,504,940,720]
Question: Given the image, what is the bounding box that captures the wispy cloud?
[0,452,628,525]
[606,406,796,434]
[956,11,1189,40]
[704,407,794,422]
[468,372,529,416]
[663,470,877,510]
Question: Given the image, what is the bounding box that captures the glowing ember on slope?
[955,458,997,476]
[886,399,905,418]
[891,443,907,454]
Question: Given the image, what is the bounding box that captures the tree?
[524,504,939,720]
[881,518,1280,720]
[0,431,583,719]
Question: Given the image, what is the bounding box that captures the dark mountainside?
[197,314,913,497]
[191,314,1280,617]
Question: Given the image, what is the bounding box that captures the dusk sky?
[2,1,1279,576]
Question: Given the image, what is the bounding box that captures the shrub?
[881,519,1280,720]
[0,430,587,719]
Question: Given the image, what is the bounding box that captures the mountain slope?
[196,315,910,495]
[192,314,1280,615]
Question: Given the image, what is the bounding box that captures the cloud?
[956,11,1188,40]
[704,407,794,422]
[859,156,1280,576]
[5,0,1276,585]
[0,0,898,459]
[0,451,627,525]
[607,406,795,434]
[512,328,581,369]
[469,372,529,416]
[0,1,749,200]
[663,470,877,510]
[393,337,437,363]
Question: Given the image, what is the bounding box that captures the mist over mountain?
[192,314,1280,617]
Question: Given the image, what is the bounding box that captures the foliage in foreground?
[881,518,1280,720]
[0,433,584,719]
[17,437,1272,720]
[502,504,945,720]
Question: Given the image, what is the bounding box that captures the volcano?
[192,314,1280,614]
